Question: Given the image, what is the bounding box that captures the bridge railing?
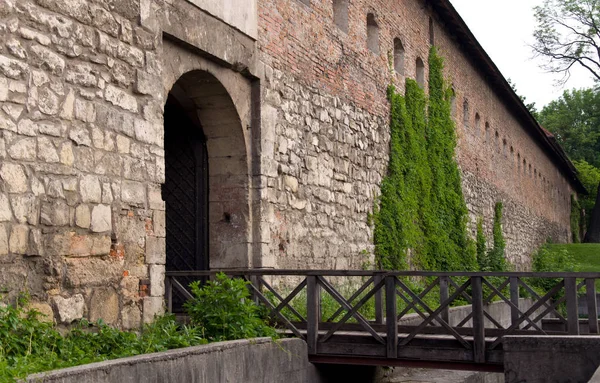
[165,270,600,367]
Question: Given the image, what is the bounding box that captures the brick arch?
[164,69,251,270]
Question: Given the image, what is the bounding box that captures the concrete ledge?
[504,336,600,383]
[27,338,315,383]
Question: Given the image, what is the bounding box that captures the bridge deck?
[166,270,600,372]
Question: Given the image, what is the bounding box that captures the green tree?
[573,160,600,230]
[532,0,600,83]
[538,87,600,169]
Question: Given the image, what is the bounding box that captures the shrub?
[184,273,277,342]
[0,295,205,382]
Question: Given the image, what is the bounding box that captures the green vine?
[374,47,476,271]
[476,217,487,269]
[570,195,581,243]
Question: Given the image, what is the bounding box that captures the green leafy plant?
[374,46,476,272]
[0,295,205,382]
[476,217,487,270]
[184,273,277,342]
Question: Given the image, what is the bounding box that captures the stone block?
[75,204,91,229]
[121,180,146,205]
[89,288,119,325]
[91,204,111,233]
[52,294,85,324]
[26,302,54,323]
[28,228,43,256]
[145,236,165,264]
[80,174,101,203]
[149,264,165,297]
[121,304,142,330]
[11,194,39,225]
[0,223,8,257]
[134,70,159,95]
[8,137,36,160]
[153,210,165,237]
[148,184,164,210]
[40,199,69,226]
[64,257,122,287]
[9,224,28,254]
[38,87,60,115]
[0,163,28,193]
[37,136,60,163]
[142,296,164,323]
[30,45,65,76]
[0,193,13,221]
[105,84,137,112]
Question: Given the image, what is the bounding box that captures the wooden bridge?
[165,270,600,372]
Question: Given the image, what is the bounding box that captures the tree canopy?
[538,87,600,169]
[533,0,600,83]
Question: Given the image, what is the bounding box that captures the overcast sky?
[448,0,595,108]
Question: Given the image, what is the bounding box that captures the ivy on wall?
[374,47,476,271]
[570,195,581,243]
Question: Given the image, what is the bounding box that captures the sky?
[448,0,595,108]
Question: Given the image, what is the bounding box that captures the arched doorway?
[163,69,251,310]
[163,95,209,276]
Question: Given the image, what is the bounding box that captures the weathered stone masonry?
[0,0,584,327]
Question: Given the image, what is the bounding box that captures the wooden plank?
[261,276,307,322]
[586,279,599,334]
[247,283,305,339]
[307,276,319,354]
[471,277,486,364]
[396,277,439,321]
[396,279,472,349]
[327,276,375,322]
[386,276,398,358]
[489,279,566,350]
[510,277,519,327]
[565,277,580,335]
[319,277,385,343]
[165,277,172,313]
[165,270,600,278]
[440,276,449,324]
[318,277,384,344]
[374,275,384,325]
[518,278,568,324]
[171,277,194,300]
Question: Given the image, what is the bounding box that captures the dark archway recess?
[163,94,209,311]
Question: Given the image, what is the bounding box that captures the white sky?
[448,0,595,108]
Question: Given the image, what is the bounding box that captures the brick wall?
[256,0,574,270]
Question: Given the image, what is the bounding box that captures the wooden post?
[440,276,449,324]
[565,277,580,335]
[307,276,320,355]
[471,276,486,364]
[586,279,598,334]
[510,277,520,328]
[165,276,172,313]
[249,275,260,305]
[386,276,398,359]
[375,274,384,325]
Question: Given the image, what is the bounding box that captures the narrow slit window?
[393,38,405,74]
[416,57,425,88]
[367,13,379,54]
[474,113,481,136]
[429,16,435,45]
[485,122,490,142]
[333,0,349,33]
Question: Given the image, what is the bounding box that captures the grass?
[544,243,600,288]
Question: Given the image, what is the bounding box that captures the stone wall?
[0,0,582,328]
[0,0,169,327]
[256,0,577,270]
[26,338,321,383]
[503,336,600,383]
